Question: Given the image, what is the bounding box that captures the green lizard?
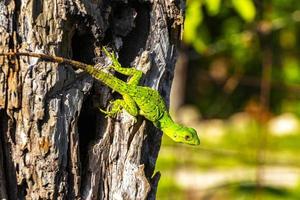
[0,48,200,145]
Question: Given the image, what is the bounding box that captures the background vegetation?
[156,0,300,199]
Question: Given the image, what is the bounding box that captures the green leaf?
[283,57,300,83]
[231,0,256,22]
[205,0,221,16]
[184,0,203,44]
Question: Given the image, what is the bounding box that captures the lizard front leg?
[103,47,143,86]
[99,94,139,120]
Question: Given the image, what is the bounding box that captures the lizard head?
[163,124,200,145]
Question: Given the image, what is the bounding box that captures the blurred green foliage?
[183,0,300,118]
[157,0,300,199]
[156,120,300,199]
[184,0,256,54]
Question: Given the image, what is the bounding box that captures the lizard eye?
[185,135,191,141]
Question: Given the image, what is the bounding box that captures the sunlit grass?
[156,115,300,200]
[156,174,185,200]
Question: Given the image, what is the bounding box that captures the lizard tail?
[0,52,91,70]
[0,51,129,94]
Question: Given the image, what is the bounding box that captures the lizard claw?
[98,106,120,118]
[99,107,113,117]
[94,63,115,73]
[94,63,106,71]
[132,116,137,123]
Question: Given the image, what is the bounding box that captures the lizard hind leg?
[102,47,143,86]
[99,99,124,118]
[99,95,139,120]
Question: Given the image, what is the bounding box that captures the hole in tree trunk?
[119,2,150,66]
[71,29,95,64]
[77,94,99,166]
[0,110,18,199]
[70,28,102,166]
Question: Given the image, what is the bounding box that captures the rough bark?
[0,0,185,199]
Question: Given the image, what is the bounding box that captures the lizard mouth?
[186,138,200,145]
[193,138,200,145]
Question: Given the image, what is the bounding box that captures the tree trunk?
[0,0,184,199]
